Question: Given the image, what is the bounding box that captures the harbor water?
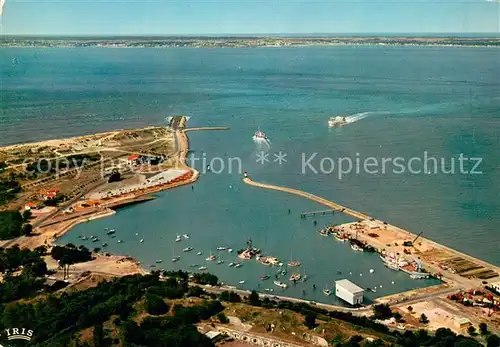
[2,46,499,304]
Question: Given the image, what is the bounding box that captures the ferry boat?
[289,273,301,281]
[183,247,194,252]
[328,116,347,127]
[274,280,288,288]
[323,288,332,296]
[171,256,180,262]
[253,130,269,141]
[287,261,301,267]
[400,258,429,279]
[380,252,408,271]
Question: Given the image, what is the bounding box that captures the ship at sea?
[328,116,347,127]
[252,130,269,143]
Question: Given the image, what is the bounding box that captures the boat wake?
[253,137,271,148]
[345,111,389,124]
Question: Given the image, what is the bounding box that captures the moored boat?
[183,247,194,252]
[171,256,180,262]
[274,280,288,288]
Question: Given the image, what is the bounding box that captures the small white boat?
[117,240,123,243]
[239,280,245,284]
[183,247,194,252]
[234,263,242,268]
[156,260,163,263]
[228,248,233,253]
[274,280,288,288]
[197,251,203,255]
[190,264,199,267]
[217,260,225,265]
[175,235,182,242]
[172,256,180,262]
[183,234,190,239]
[139,239,144,243]
[216,246,227,251]
[135,233,139,236]
[370,269,375,274]
[228,262,236,267]
[198,266,207,270]
[323,288,332,296]
[206,255,217,261]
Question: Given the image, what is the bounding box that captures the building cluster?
[127,154,166,166]
[24,187,60,211]
[447,287,500,312]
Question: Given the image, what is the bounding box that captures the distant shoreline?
[1,36,499,49]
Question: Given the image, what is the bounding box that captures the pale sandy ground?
[400,301,469,334]
[44,254,144,277]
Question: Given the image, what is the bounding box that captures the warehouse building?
[335,279,364,305]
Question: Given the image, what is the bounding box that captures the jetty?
[242,176,499,291]
[300,209,336,218]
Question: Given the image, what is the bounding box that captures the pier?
[300,209,336,218]
[242,176,499,290]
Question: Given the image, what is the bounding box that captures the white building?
[335,279,364,305]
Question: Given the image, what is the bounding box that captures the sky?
[1,0,499,35]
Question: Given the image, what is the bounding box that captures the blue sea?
[1,46,499,305]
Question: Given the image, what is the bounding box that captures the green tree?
[21,223,33,236]
[108,171,121,183]
[487,334,500,347]
[93,323,105,347]
[372,304,393,320]
[467,326,476,336]
[22,210,32,222]
[304,312,317,329]
[420,313,428,324]
[217,312,229,323]
[248,290,261,306]
[479,322,488,335]
[145,293,169,315]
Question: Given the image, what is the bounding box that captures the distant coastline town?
[1,35,500,48]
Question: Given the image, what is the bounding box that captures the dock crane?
[403,232,423,247]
